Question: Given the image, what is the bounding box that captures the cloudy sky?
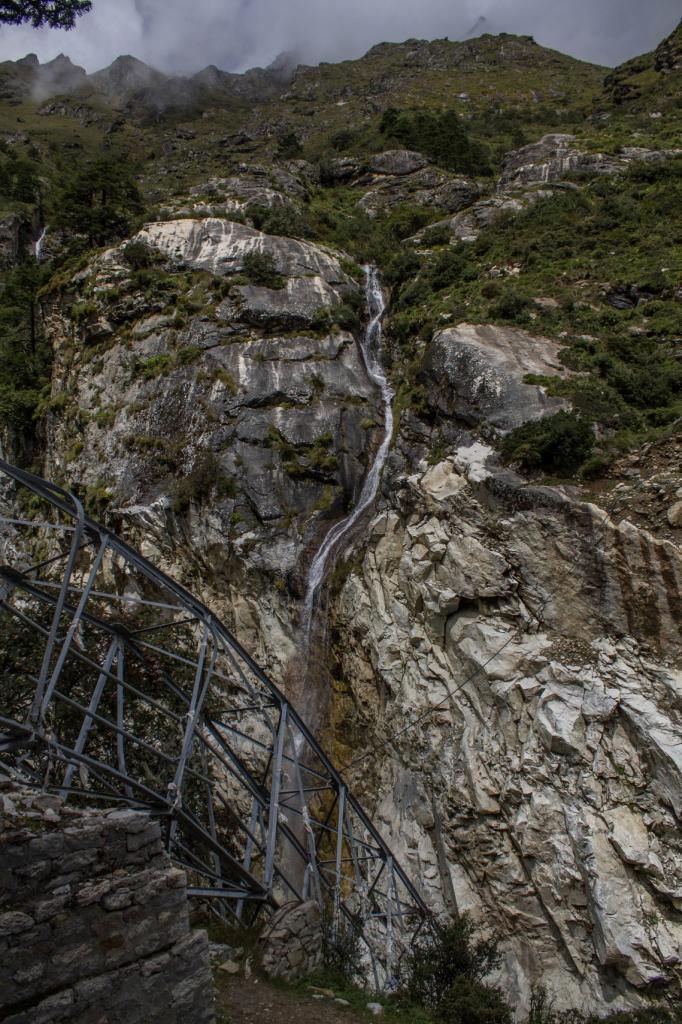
[0,0,678,74]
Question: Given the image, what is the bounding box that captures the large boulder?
[421,323,570,431]
[368,149,428,175]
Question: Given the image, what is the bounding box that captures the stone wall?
[0,782,215,1024]
[260,900,324,981]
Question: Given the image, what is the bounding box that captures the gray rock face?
[447,188,558,241]
[320,152,480,216]
[137,218,347,282]
[499,134,682,189]
[323,157,361,183]
[33,178,682,1021]
[368,149,428,175]
[42,226,380,676]
[260,901,323,981]
[333,448,682,1014]
[231,277,343,328]
[358,166,481,218]
[421,323,570,432]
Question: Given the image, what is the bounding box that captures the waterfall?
[34,225,48,261]
[301,265,394,645]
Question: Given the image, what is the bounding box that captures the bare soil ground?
[216,975,365,1024]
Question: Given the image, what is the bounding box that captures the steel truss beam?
[0,458,430,987]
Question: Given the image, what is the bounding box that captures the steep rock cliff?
[332,440,682,1013]
[43,216,381,674]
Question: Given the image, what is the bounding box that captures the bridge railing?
[0,457,430,988]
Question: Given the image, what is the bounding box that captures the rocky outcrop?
[318,152,480,217]
[0,783,214,1024]
[499,134,682,189]
[332,444,682,1014]
[420,323,570,432]
[137,218,347,284]
[167,163,310,221]
[655,19,682,74]
[357,165,481,218]
[444,188,558,242]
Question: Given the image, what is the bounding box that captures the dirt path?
[216,975,366,1024]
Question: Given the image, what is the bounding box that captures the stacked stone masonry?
[260,900,324,981]
[0,781,215,1024]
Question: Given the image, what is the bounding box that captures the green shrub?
[527,984,682,1024]
[139,354,174,380]
[501,412,595,476]
[380,107,494,176]
[248,203,306,238]
[579,454,612,480]
[402,915,503,1013]
[489,288,533,323]
[320,909,364,986]
[276,132,303,159]
[420,224,454,248]
[241,251,285,289]
[172,452,235,513]
[71,300,98,324]
[437,978,512,1024]
[122,240,155,270]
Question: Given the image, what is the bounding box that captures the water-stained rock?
[137,218,347,282]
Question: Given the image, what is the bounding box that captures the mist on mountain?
[0,0,679,74]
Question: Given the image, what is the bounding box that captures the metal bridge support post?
[169,625,214,814]
[115,646,133,800]
[333,784,346,938]
[385,858,398,989]
[32,536,109,728]
[236,797,261,920]
[264,704,287,891]
[29,494,88,727]
[59,638,120,799]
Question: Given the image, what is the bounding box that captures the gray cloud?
[0,0,678,74]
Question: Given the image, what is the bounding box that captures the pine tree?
[54,155,144,247]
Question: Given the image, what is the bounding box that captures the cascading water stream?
[280,267,393,894]
[301,264,394,648]
[34,225,48,261]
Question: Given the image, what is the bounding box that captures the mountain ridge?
[0,29,607,113]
